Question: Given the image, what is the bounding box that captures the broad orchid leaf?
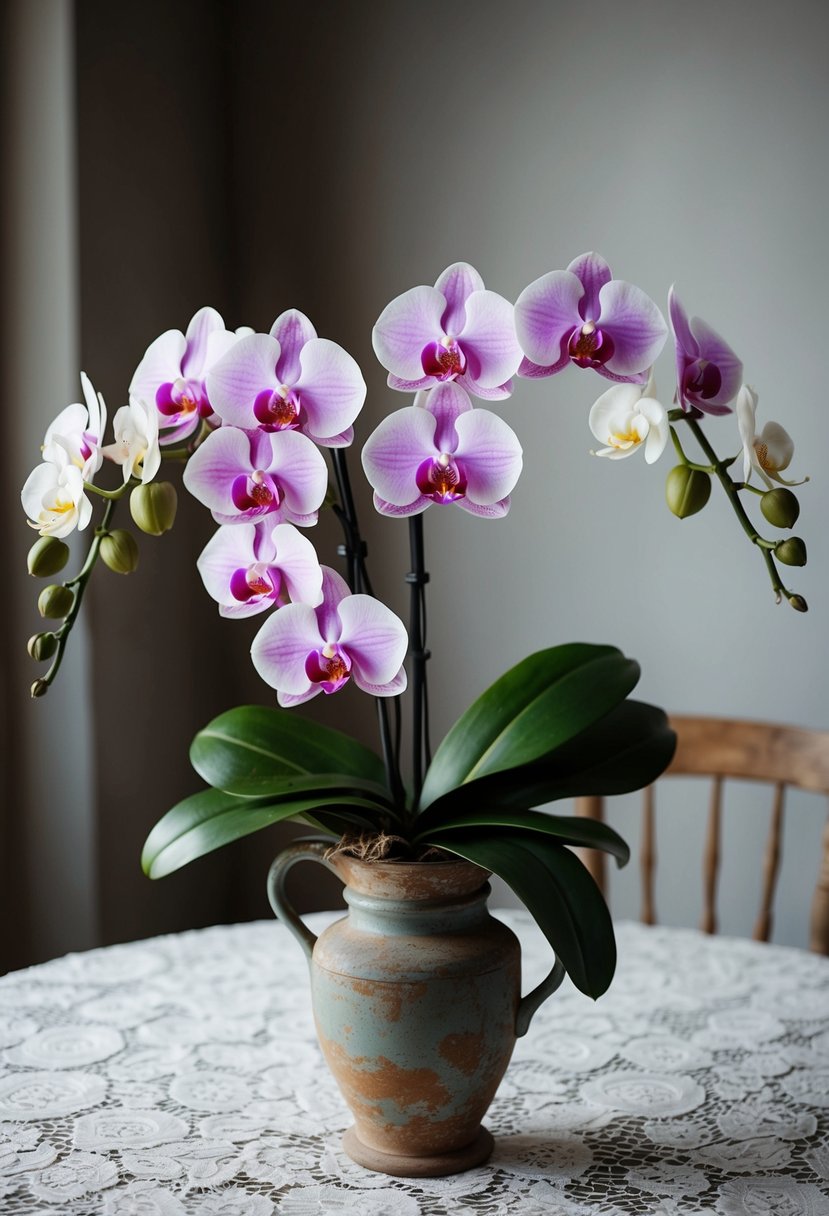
[190,705,387,795]
[419,701,675,821]
[419,644,640,809]
[428,828,616,998]
[142,788,383,880]
[414,807,629,867]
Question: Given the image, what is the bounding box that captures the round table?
[0,911,827,1215]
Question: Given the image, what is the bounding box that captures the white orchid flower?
[102,396,161,484]
[42,372,108,481]
[588,370,668,463]
[21,444,93,538]
[736,384,807,488]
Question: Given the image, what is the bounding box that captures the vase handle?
[266,841,339,962]
[515,956,566,1038]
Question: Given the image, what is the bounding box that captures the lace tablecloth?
[0,911,827,1216]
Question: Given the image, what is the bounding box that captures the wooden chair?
[575,715,829,953]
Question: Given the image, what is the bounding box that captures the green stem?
[37,498,117,691]
[85,481,133,500]
[684,417,791,602]
[669,426,716,473]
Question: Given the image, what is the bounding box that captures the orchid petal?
[204,327,245,373]
[129,329,188,404]
[453,409,523,504]
[372,285,446,381]
[596,280,668,376]
[736,384,759,482]
[416,382,472,452]
[183,426,253,514]
[158,413,201,445]
[588,383,643,438]
[668,287,698,353]
[643,415,669,464]
[314,425,354,449]
[336,595,409,686]
[434,262,485,335]
[388,373,433,392]
[182,307,225,377]
[456,375,514,400]
[517,353,569,379]
[266,430,329,518]
[457,290,522,389]
[514,270,583,366]
[568,252,613,321]
[197,524,259,606]
[373,493,430,517]
[315,566,351,642]
[269,522,324,605]
[294,338,366,439]
[251,603,323,696]
[456,497,511,518]
[270,310,317,384]
[689,315,743,408]
[759,421,795,472]
[353,666,408,697]
[206,334,280,427]
[361,407,438,506]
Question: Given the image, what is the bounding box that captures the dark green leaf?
[421,701,675,820]
[414,807,629,867]
[419,644,640,809]
[190,705,387,796]
[426,828,617,998]
[142,788,384,879]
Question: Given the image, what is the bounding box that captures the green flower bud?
[27,632,58,661]
[31,679,49,698]
[100,529,140,575]
[37,584,75,619]
[665,466,712,519]
[788,594,808,613]
[27,536,70,577]
[130,482,178,536]
[775,537,807,566]
[760,488,800,529]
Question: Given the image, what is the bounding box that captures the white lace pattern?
[0,913,827,1214]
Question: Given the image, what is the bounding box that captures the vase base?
[342,1125,494,1178]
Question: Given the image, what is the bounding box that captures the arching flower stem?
[677,414,803,607]
[35,497,118,694]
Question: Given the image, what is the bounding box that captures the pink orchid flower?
[197,521,324,619]
[206,309,366,447]
[182,425,327,527]
[251,567,408,707]
[361,382,523,518]
[130,307,244,445]
[515,252,667,384]
[669,287,743,415]
[372,262,523,400]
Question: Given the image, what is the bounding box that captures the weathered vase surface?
[312,855,519,1169]
[267,842,563,1176]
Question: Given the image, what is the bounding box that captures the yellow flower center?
[753,440,777,472]
[608,429,643,450]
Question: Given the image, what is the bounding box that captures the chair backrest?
[575,715,829,953]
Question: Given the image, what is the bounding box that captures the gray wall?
[338,0,829,945]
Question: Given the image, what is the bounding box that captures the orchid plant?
[22,253,811,998]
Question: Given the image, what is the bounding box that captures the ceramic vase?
[267,841,563,1178]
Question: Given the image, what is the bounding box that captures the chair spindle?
[574,795,607,895]
[809,807,829,954]
[753,782,785,942]
[701,776,722,935]
[640,784,656,925]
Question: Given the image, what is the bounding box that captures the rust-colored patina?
[267,843,564,1177]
